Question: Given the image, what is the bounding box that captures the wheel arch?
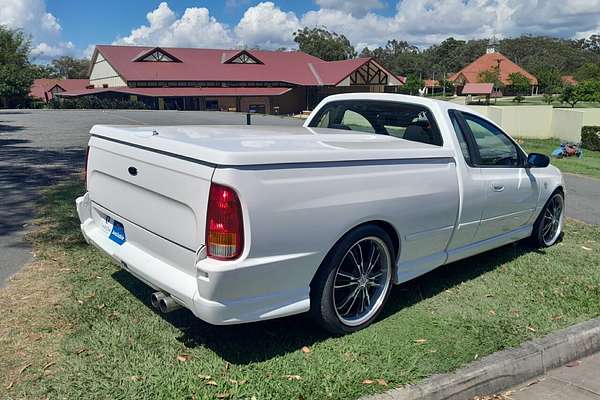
[309,219,401,288]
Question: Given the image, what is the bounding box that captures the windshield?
[308,100,443,146]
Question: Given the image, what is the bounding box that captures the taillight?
[83,146,90,189]
[206,183,244,260]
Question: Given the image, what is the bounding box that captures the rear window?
[308,100,443,146]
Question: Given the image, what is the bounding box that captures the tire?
[310,224,395,334]
[530,191,564,247]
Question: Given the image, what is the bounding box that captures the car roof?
[318,92,477,115]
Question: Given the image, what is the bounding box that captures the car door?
[458,112,539,241]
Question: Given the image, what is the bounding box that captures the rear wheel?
[531,191,564,247]
[310,225,394,334]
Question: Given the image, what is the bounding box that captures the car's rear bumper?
[76,193,311,325]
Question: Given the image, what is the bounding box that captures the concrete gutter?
[363,317,600,400]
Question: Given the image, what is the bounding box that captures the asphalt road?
[1,110,599,287]
[0,109,301,287]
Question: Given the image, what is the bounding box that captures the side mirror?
[526,153,550,168]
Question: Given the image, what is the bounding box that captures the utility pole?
[442,71,446,97]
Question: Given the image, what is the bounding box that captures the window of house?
[141,50,174,62]
[225,51,261,64]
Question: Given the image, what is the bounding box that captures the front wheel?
[531,191,564,247]
[310,225,394,334]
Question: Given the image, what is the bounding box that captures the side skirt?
[393,225,532,285]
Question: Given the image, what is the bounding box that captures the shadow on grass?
[112,239,542,365]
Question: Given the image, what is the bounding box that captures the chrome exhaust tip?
[150,291,166,309]
[158,296,181,313]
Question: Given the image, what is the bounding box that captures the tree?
[31,63,59,79]
[542,93,555,104]
[583,34,600,55]
[50,56,90,79]
[0,25,35,108]
[560,80,600,108]
[508,72,530,102]
[478,67,502,90]
[560,85,579,108]
[293,27,356,61]
[574,63,600,82]
[400,74,423,95]
[532,66,562,94]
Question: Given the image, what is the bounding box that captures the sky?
[1,0,600,63]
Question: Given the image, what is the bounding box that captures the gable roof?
[449,52,538,85]
[132,47,182,63]
[222,50,263,64]
[92,45,403,86]
[30,78,89,101]
[462,83,494,95]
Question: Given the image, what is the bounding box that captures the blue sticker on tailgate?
[109,220,126,245]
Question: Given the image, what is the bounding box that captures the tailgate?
[87,133,214,253]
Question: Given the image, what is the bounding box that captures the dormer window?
[143,50,173,62]
[134,47,181,63]
[224,50,262,65]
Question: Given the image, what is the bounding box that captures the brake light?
[83,146,90,189]
[206,183,244,260]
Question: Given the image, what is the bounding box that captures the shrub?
[49,96,149,110]
[512,95,525,103]
[542,93,554,104]
[581,126,600,151]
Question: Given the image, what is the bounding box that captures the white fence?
[468,105,600,141]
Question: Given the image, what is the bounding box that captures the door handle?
[492,184,504,192]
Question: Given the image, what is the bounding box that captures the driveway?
[563,173,600,225]
[0,109,301,287]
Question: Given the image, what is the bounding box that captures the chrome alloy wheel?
[332,236,392,327]
[542,194,564,246]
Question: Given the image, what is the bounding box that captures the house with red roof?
[30,78,90,102]
[55,45,404,114]
[449,40,538,96]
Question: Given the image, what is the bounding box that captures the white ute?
[76,93,564,333]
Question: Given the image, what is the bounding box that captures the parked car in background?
[76,93,564,334]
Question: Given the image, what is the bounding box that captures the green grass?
[2,181,600,400]
[519,138,600,179]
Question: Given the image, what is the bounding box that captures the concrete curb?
[363,317,600,400]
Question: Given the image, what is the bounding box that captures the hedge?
[49,96,149,110]
[581,126,600,151]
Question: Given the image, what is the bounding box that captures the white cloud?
[0,0,61,34]
[234,2,300,48]
[0,0,81,60]
[31,41,75,58]
[110,0,600,53]
[115,1,234,48]
[315,0,385,17]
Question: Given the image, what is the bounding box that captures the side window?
[315,110,330,128]
[340,110,375,133]
[449,112,472,164]
[307,100,443,146]
[463,114,520,166]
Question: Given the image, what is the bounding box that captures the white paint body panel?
[77,93,563,325]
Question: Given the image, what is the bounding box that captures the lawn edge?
[362,316,600,400]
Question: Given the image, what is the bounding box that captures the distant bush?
[49,96,149,110]
[581,126,600,151]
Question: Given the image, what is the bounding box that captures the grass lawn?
[1,181,600,399]
[519,138,600,179]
